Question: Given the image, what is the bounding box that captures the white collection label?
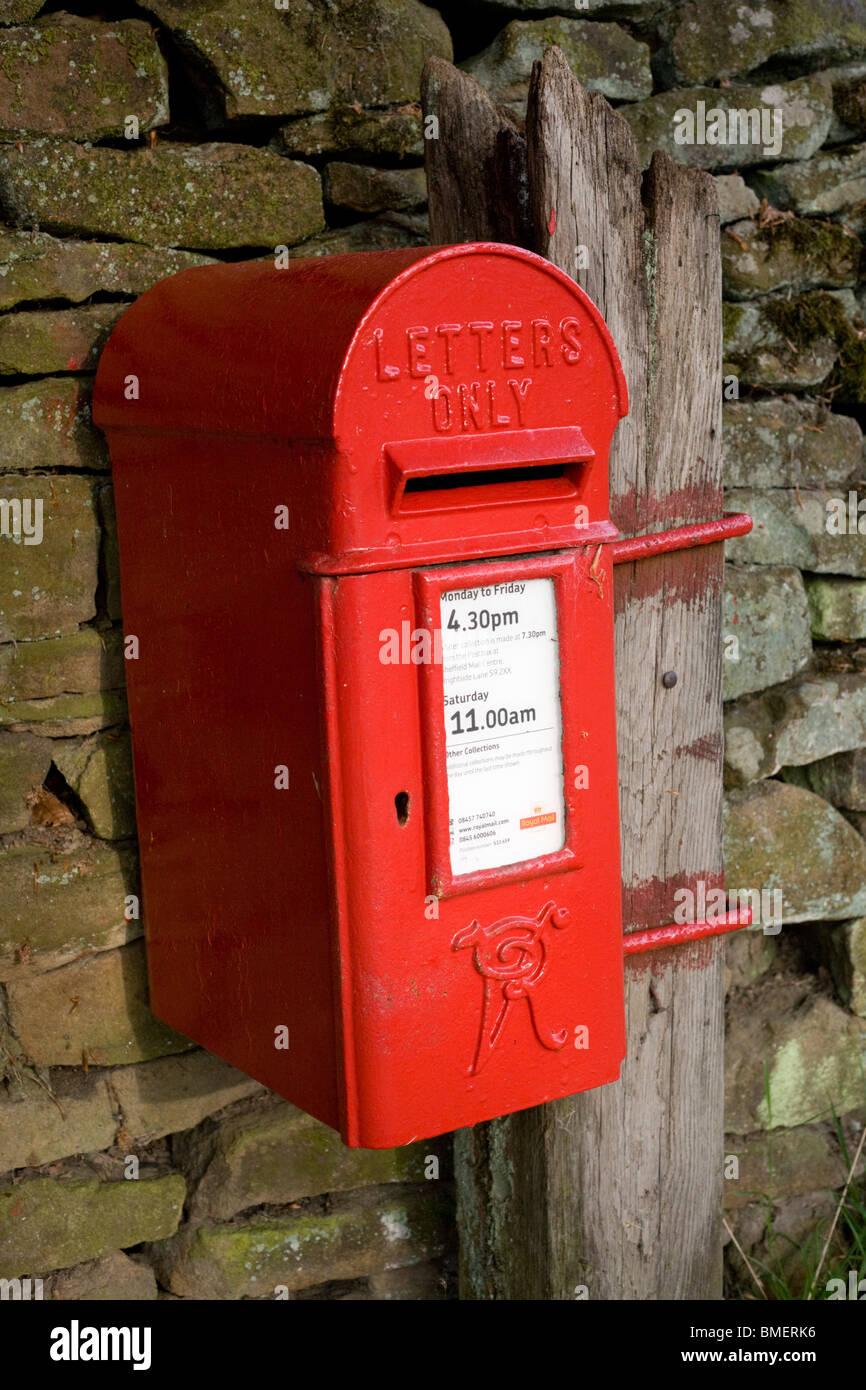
[441,577,566,876]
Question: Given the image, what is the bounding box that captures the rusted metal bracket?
[613,510,754,954]
[610,512,753,565]
[623,909,752,956]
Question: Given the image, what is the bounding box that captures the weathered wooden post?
[423,48,727,1300]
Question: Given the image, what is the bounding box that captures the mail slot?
[93,242,628,1148]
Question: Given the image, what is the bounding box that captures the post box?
[93,242,629,1148]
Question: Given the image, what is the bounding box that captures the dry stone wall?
[0,0,864,1299]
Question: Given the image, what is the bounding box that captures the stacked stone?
[2,0,866,1300]
[0,0,453,1301]
[655,2,866,1294]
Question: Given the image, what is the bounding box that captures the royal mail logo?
[452,901,572,1074]
[519,811,556,829]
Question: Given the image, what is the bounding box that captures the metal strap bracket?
[613,510,754,954]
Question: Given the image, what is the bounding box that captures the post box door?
[317,543,624,1147]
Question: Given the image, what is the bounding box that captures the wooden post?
[423,48,726,1300]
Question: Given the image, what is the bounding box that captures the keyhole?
[395,791,410,826]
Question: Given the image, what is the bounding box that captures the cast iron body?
[94,243,742,1147]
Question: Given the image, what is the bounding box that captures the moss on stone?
[805,576,866,641]
[749,144,866,230]
[54,729,136,840]
[6,939,194,1066]
[179,1103,442,1221]
[0,472,100,643]
[0,140,323,250]
[0,16,167,140]
[154,1191,452,1297]
[0,1175,185,1279]
[763,291,866,402]
[780,216,852,262]
[759,1014,865,1127]
[0,304,125,377]
[763,290,847,346]
[0,837,140,973]
[0,1,44,21]
[722,397,861,488]
[0,377,107,471]
[0,628,124,703]
[723,300,747,339]
[726,486,866,576]
[723,566,811,701]
[146,0,451,122]
[463,16,652,109]
[667,0,866,86]
[0,688,128,736]
[276,104,423,159]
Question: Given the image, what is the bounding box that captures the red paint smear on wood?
[623,870,724,935]
[676,733,722,763]
[548,207,556,235]
[614,548,723,611]
[611,480,722,537]
[625,935,720,976]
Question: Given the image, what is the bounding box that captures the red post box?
[93,243,629,1148]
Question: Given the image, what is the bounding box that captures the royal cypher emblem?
[451,902,572,1075]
